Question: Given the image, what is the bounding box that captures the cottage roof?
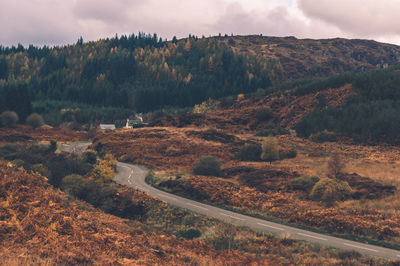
[100,124,116,130]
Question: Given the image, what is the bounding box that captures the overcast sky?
[1,0,400,47]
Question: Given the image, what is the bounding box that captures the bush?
[0,143,20,157]
[261,136,280,163]
[11,159,24,167]
[193,156,222,176]
[309,130,337,143]
[26,113,45,128]
[176,229,202,240]
[235,144,262,161]
[280,149,297,159]
[1,111,18,127]
[102,153,117,170]
[62,174,86,196]
[48,139,57,153]
[82,149,97,164]
[32,163,51,177]
[254,108,274,122]
[48,154,93,188]
[112,191,147,219]
[255,125,290,137]
[311,178,352,206]
[290,176,320,193]
[91,162,114,182]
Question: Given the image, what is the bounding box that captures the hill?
[0,159,266,265]
[222,35,400,80]
[1,34,400,126]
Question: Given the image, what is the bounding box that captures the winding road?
[62,142,400,260]
[115,162,400,261]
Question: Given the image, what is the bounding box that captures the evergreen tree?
[0,57,8,79]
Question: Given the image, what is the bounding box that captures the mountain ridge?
[220,35,400,80]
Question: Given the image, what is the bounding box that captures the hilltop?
[222,35,400,80]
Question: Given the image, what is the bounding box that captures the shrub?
[32,163,51,177]
[193,156,222,176]
[86,125,98,139]
[255,125,290,137]
[254,108,274,122]
[26,113,45,128]
[193,98,220,114]
[280,149,297,159]
[165,146,183,156]
[1,111,18,127]
[112,191,147,219]
[0,143,20,157]
[176,229,202,240]
[261,136,280,164]
[11,159,24,167]
[235,144,262,161]
[290,176,320,193]
[48,154,92,187]
[309,130,337,143]
[91,162,114,182]
[82,149,97,164]
[48,139,57,153]
[103,153,117,170]
[81,181,118,210]
[62,174,86,196]
[219,95,235,108]
[310,178,352,206]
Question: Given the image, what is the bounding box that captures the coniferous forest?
[0,34,276,125]
[294,65,400,143]
[1,33,400,143]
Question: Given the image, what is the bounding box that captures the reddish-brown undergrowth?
[159,174,400,241]
[0,161,265,265]
[0,125,87,145]
[94,127,241,170]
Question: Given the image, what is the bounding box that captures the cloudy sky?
[1,0,400,47]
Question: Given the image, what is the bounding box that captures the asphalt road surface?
[59,141,92,154]
[114,161,400,261]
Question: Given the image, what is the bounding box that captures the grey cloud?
[0,0,80,46]
[73,0,139,24]
[298,0,400,37]
[213,2,343,39]
[0,0,400,47]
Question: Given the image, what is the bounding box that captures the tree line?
[294,65,400,143]
[0,34,278,125]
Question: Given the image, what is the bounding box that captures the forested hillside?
[293,65,400,143]
[0,34,275,125]
[1,34,400,129]
[223,35,400,80]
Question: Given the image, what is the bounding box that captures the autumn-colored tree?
[91,155,115,182]
[193,98,220,114]
[261,136,279,164]
[327,152,346,179]
[207,56,214,72]
[184,39,192,51]
[103,153,117,170]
